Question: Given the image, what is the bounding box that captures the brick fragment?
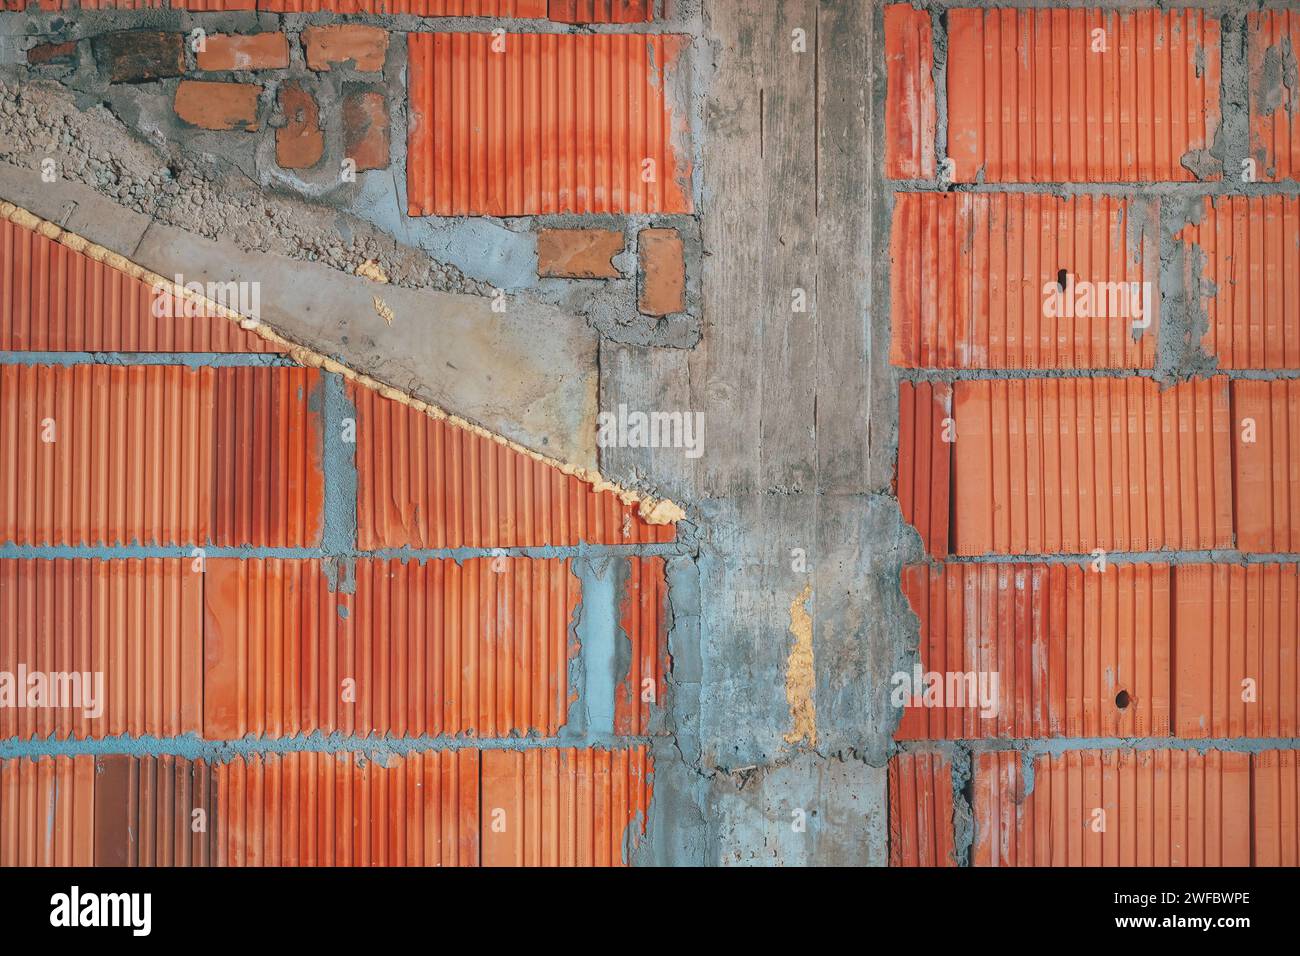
[197,33,289,72]
[342,85,390,171]
[27,40,78,68]
[537,229,623,279]
[637,227,685,316]
[174,80,261,131]
[303,24,388,72]
[276,81,324,170]
[91,31,184,83]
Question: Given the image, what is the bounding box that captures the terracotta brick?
[197,32,289,72]
[26,40,78,68]
[884,4,935,179]
[90,31,184,83]
[888,753,956,867]
[974,750,1250,866]
[276,81,323,170]
[303,24,388,73]
[174,80,260,131]
[342,85,390,171]
[537,229,623,279]
[549,0,651,23]
[638,227,685,316]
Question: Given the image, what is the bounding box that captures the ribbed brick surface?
[615,556,670,735]
[1232,379,1300,552]
[350,381,675,548]
[203,557,579,739]
[1174,564,1300,739]
[480,746,651,866]
[0,214,273,352]
[406,32,691,216]
[890,193,1159,369]
[897,562,1171,740]
[888,752,956,867]
[974,749,1251,866]
[1248,10,1300,182]
[896,380,951,559]
[884,4,935,180]
[947,8,1221,183]
[950,377,1232,556]
[1176,196,1300,369]
[0,559,202,740]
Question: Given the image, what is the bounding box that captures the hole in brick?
[1115,690,1131,710]
[1056,268,1068,292]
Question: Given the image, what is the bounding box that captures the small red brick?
[303,25,388,73]
[637,227,685,316]
[27,40,78,68]
[537,229,623,278]
[197,33,289,72]
[343,86,390,171]
[276,81,323,170]
[174,80,261,131]
[91,31,184,84]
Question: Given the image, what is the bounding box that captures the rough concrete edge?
[0,197,686,526]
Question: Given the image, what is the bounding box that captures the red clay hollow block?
[349,380,676,549]
[91,31,185,83]
[202,557,579,740]
[895,380,951,558]
[888,752,956,867]
[883,4,935,180]
[1176,196,1300,369]
[210,366,325,548]
[0,558,204,741]
[537,229,623,279]
[890,192,1160,370]
[638,228,685,316]
[549,0,651,23]
[276,81,324,170]
[1254,750,1300,865]
[615,555,671,735]
[0,755,95,867]
[174,80,261,131]
[214,751,479,867]
[197,32,290,71]
[259,0,543,12]
[946,8,1221,183]
[303,24,388,72]
[94,755,214,867]
[948,377,1232,556]
[342,85,391,171]
[406,32,692,216]
[1248,10,1300,181]
[974,750,1251,867]
[895,562,1171,741]
[1232,379,1300,552]
[480,747,651,867]
[1174,564,1300,739]
[0,212,273,353]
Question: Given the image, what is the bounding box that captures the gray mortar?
[1156,192,1219,380]
[950,744,973,866]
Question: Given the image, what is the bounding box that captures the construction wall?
[1,0,1298,869]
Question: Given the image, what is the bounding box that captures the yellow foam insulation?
[783,582,817,746]
[1,200,685,526]
[372,295,395,326]
[356,258,389,284]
